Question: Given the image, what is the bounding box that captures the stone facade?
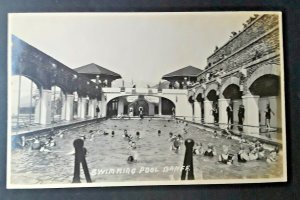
[189,14,282,132]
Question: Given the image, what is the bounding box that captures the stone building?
[188,14,282,133]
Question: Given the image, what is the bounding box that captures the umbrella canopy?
[162,65,202,82]
[74,63,122,80]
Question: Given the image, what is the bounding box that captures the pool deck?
[11,117,105,137]
[176,118,282,148]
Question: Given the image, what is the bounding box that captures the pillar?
[65,94,74,121]
[218,98,230,129]
[80,97,88,119]
[158,97,162,116]
[97,100,102,118]
[77,98,81,118]
[117,98,124,115]
[89,99,96,118]
[40,89,52,125]
[194,102,201,123]
[242,94,260,134]
[204,100,214,124]
[61,94,67,120]
[34,95,41,123]
[101,94,107,117]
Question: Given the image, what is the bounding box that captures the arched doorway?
[207,89,219,123]
[161,97,175,115]
[249,74,280,128]
[196,93,204,122]
[11,75,40,130]
[51,85,65,123]
[222,84,242,125]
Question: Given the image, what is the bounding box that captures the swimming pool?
[10,118,283,185]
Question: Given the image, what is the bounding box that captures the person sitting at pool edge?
[204,143,217,157]
[218,145,234,165]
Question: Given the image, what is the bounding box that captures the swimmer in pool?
[248,146,259,161]
[39,143,51,152]
[111,131,115,137]
[193,143,204,155]
[221,128,233,139]
[79,135,86,141]
[171,137,181,153]
[31,137,41,150]
[266,147,279,163]
[136,132,141,139]
[255,141,266,160]
[218,145,234,165]
[127,155,137,164]
[45,136,56,147]
[122,129,128,138]
[204,143,217,157]
[158,130,161,136]
[212,130,219,138]
[237,145,249,163]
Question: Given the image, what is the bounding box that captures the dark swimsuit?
[204,150,214,157]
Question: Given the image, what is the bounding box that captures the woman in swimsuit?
[218,145,234,165]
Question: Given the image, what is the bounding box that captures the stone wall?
[197,16,280,83]
[207,14,279,65]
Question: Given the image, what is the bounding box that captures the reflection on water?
[10,119,283,185]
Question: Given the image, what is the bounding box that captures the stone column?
[218,98,230,129]
[65,94,74,121]
[80,97,88,119]
[158,97,162,116]
[204,100,214,124]
[194,102,201,123]
[97,100,102,118]
[88,99,92,118]
[117,98,124,115]
[101,94,107,117]
[61,94,67,120]
[242,94,260,134]
[40,89,52,125]
[89,99,96,118]
[77,98,81,119]
[34,96,41,124]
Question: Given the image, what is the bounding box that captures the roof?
[74,63,122,79]
[162,65,203,79]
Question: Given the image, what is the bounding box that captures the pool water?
[10,119,283,185]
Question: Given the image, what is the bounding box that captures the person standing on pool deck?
[238,104,245,131]
[139,107,144,119]
[265,104,274,129]
[226,102,234,129]
[172,107,176,118]
[96,105,100,118]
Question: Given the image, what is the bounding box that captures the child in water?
[255,141,266,160]
[171,137,181,153]
[248,146,259,161]
[266,146,279,163]
[158,130,161,136]
[237,145,249,163]
[31,137,41,150]
[204,143,217,157]
[193,143,204,155]
[218,145,234,165]
[136,132,141,139]
[111,131,115,137]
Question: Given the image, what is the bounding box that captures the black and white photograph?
[7,12,286,188]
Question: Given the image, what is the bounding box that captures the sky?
[9,12,254,88]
